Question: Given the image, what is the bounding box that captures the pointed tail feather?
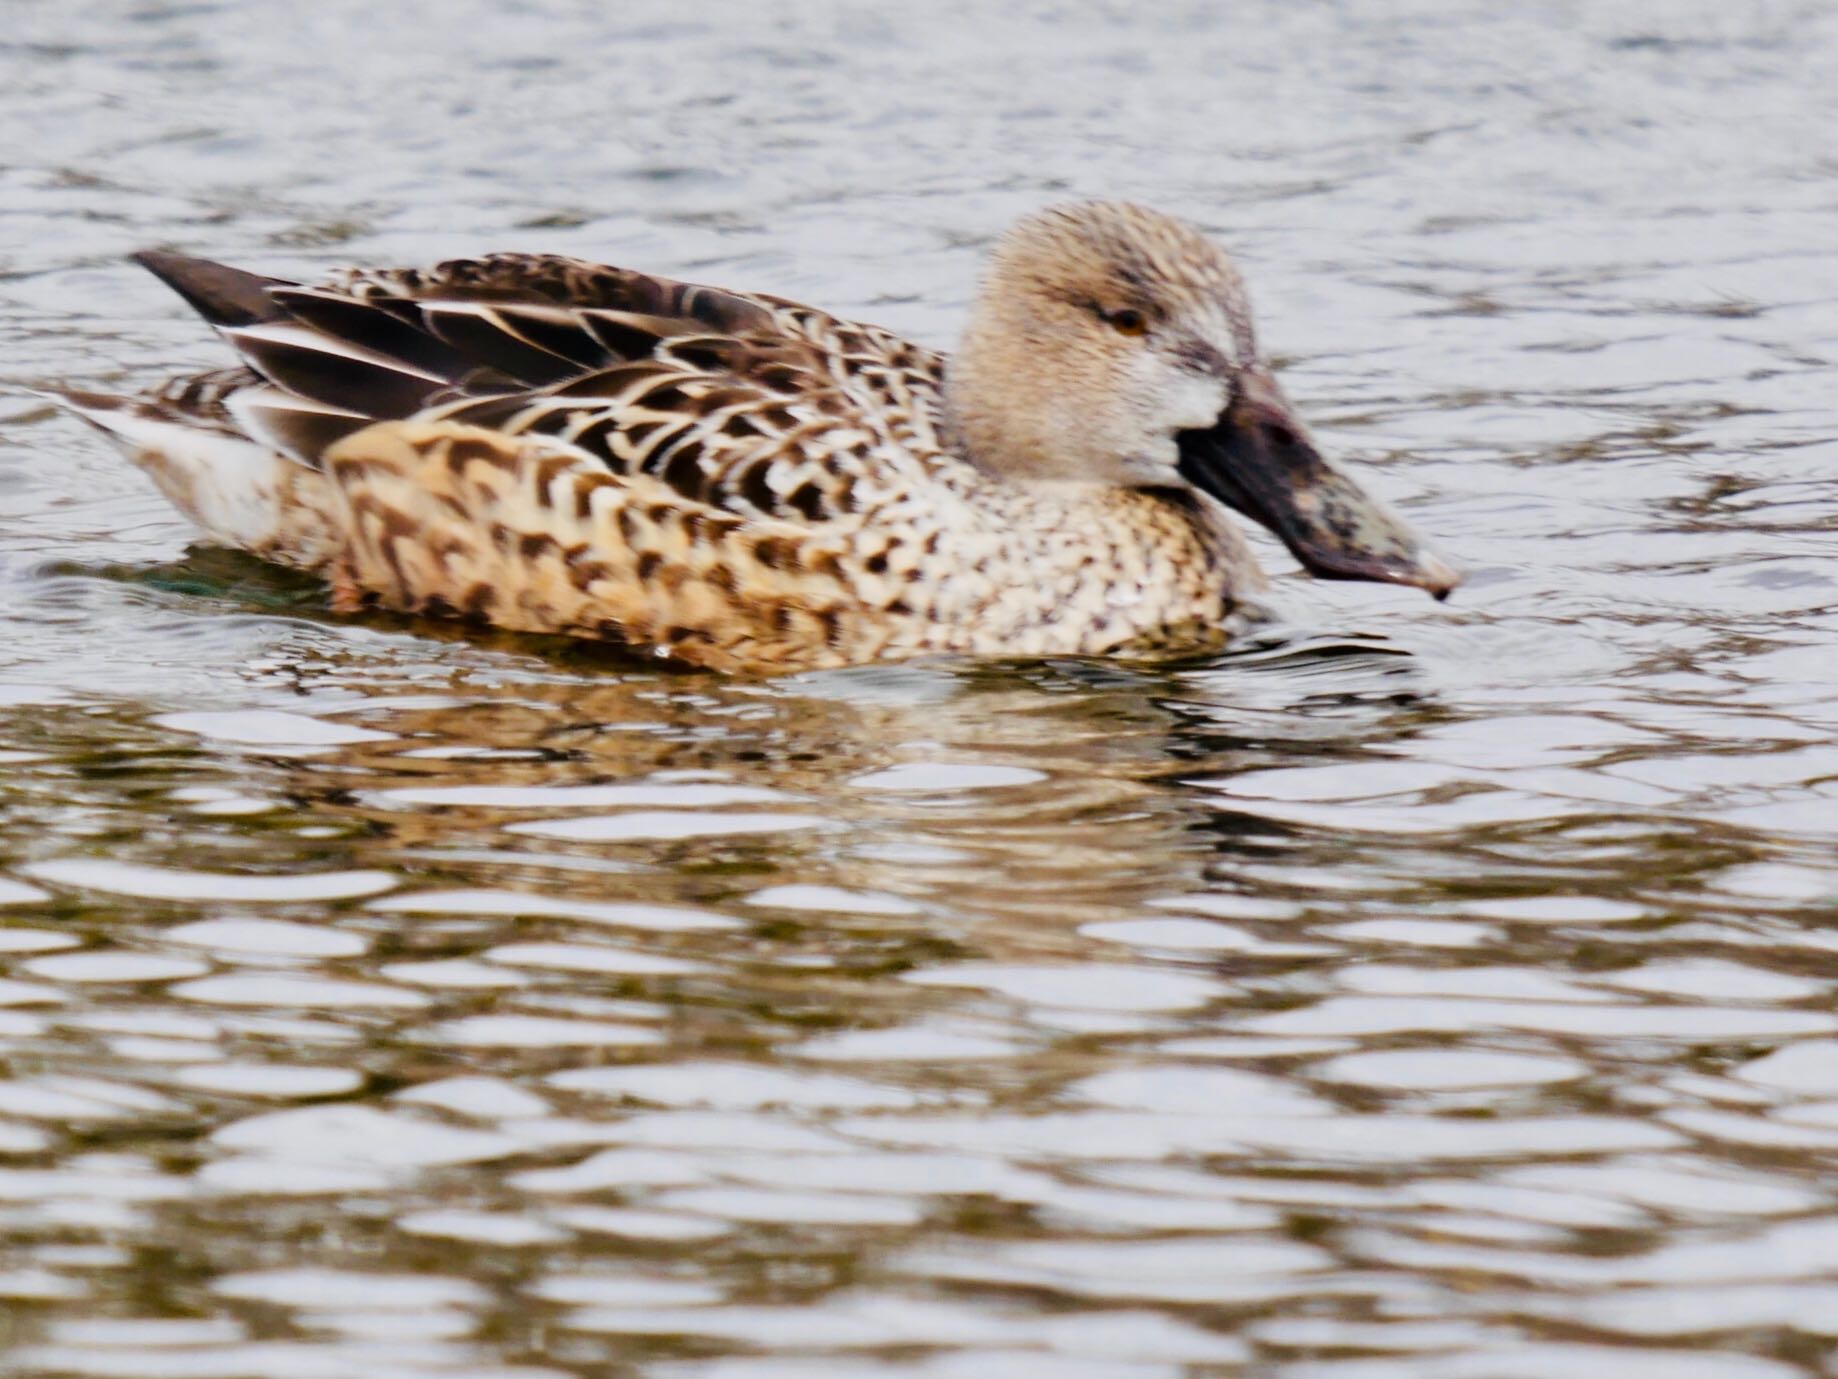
[42,385,330,561]
[35,385,193,447]
[32,384,133,433]
[132,250,295,328]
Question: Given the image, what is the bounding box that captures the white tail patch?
[53,392,300,553]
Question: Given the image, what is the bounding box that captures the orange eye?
[1102,306,1149,337]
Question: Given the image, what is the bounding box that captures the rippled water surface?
[3,2,1838,1375]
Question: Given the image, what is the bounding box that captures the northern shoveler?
[53,201,1458,672]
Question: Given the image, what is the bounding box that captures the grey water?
[2,1,1837,1375]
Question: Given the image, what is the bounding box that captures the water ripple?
[4,1,1838,1374]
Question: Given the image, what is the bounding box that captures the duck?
[51,201,1459,673]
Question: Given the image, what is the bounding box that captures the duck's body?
[55,204,1456,672]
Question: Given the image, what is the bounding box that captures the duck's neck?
[942,289,1124,485]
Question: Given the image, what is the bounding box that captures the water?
[2,1,1837,1374]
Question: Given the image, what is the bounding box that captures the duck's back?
[306,252,958,500]
[64,252,1015,671]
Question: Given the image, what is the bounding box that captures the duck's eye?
[1099,305,1149,337]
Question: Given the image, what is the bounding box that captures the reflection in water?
[4,0,1838,1375]
[3,632,1837,1376]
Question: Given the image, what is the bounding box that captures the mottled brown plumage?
[52,203,1458,673]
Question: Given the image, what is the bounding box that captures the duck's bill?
[1176,374,1462,601]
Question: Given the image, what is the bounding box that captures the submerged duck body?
[55,203,1457,672]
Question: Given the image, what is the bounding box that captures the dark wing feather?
[267,288,475,377]
[134,249,949,524]
[416,303,604,386]
[216,324,448,419]
[136,251,792,439]
[133,250,290,327]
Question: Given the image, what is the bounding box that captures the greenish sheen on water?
[2,1,1838,1375]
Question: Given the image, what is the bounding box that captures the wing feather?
[217,323,451,419]
[134,249,952,534]
[417,302,604,385]
[267,288,474,377]
[226,386,370,466]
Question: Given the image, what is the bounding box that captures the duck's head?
[945,201,1460,599]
